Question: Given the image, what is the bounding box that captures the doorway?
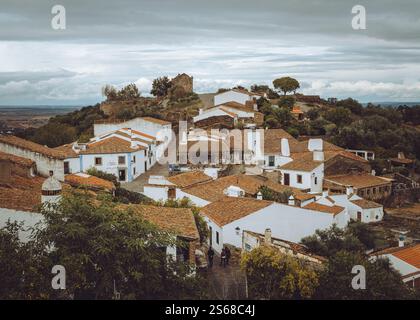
[284,173,290,186]
[118,169,126,182]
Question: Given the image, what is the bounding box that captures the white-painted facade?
[322,193,384,223]
[203,201,348,253]
[0,142,64,181]
[93,117,172,139]
[280,164,324,193]
[214,90,261,106]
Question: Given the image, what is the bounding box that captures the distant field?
[0,105,80,131]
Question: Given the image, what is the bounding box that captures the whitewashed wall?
[280,164,323,193]
[214,91,251,106]
[203,202,341,253]
[0,142,64,181]
[80,150,145,182]
[94,118,172,138]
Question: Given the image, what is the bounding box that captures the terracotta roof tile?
[373,244,420,269]
[324,174,391,189]
[0,151,35,167]
[280,153,323,172]
[65,173,115,192]
[392,244,420,268]
[351,199,382,209]
[182,174,298,203]
[167,171,213,188]
[263,129,296,155]
[303,202,344,216]
[80,136,146,155]
[127,204,199,240]
[0,175,44,212]
[0,135,66,159]
[54,143,79,158]
[201,196,273,226]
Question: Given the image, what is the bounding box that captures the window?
[367,189,370,195]
[268,156,275,167]
[373,188,376,194]
[216,231,219,245]
[94,157,102,166]
[133,155,136,163]
[314,176,318,185]
[133,167,136,175]
[297,174,303,184]
[118,156,126,165]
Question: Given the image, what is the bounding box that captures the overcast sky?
[1,0,420,105]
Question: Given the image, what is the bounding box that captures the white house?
[193,101,264,128]
[56,127,164,183]
[370,244,420,289]
[93,116,172,139]
[214,89,264,106]
[200,192,349,253]
[318,189,384,223]
[143,170,214,205]
[0,134,65,181]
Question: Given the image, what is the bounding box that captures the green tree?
[273,77,300,96]
[301,224,365,257]
[102,84,118,101]
[315,251,414,299]
[324,107,352,127]
[0,222,50,299]
[117,83,141,100]
[151,76,172,97]
[31,192,206,299]
[241,246,319,299]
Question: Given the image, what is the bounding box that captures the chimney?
[313,150,324,161]
[398,235,405,247]
[253,103,258,111]
[264,228,272,244]
[346,186,354,196]
[256,191,263,200]
[245,100,253,109]
[371,170,376,176]
[288,195,295,206]
[308,138,323,152]
[199,108,203,115]
[322,189,329,198]
[281,138,290,157]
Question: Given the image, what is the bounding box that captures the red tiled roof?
[0,151,35,167]
[65,173,115,192]
[167,171,213,188]
[0,175,44,212]
[201,196,273,226]
[80,137,146,155]
[0,135,66,159]
[303,202,344,216]
[127,204,199,240]
[324,174,391,189]
[351,199,382,209]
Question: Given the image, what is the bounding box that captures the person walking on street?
[225,246,231,265]
[207,247,214,268]
[220,248,227,268]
